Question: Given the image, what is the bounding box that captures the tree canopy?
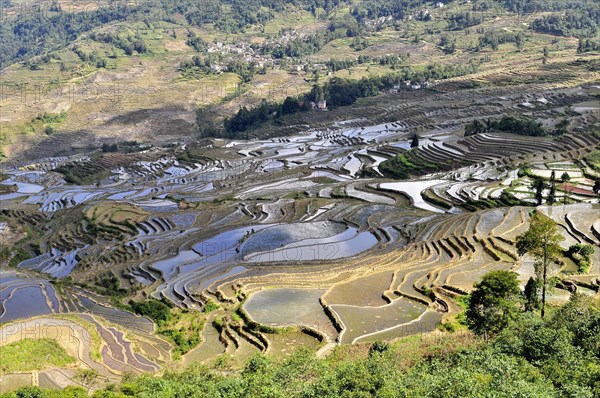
[466,270,522,335]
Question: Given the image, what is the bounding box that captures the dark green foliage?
[368,340,389,356]
[499,116,543,135]
[524,277,541,311]
[567,244,595,273]
[447,12,484,30]
[88,32,149,56]
[379,151,439,179]
[350,36,369,51]
[578,38,600,53]
[8,247,33,267]
[465,116,546,137]
[410,133,419,148]
[159,327,200,355]
[478,31,526,51]
[439,35,456,54]
[265,20,361,59]
[351,0,438,21]
[530,177,546,206]
[186,33,207,52]
[15,386,47,398]
[494,294,600,395]
[549,294,600,357]
[531,5,600,37]
[212,61,478,137]
[466,270,521,335]
[281,97,300,115]
[96,273,128,297]
[1,0,356,68]
[584,151,600,171]
[547,181,556,204]
[203,300,220,313]
[130,299,172,325]
[226,59,257,83]
[31,112,67,124]
[224,100,282,135]
[101,143,119,153]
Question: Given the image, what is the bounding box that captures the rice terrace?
[0,0,599,396]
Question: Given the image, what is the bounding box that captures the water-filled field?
[2,85,599,377]
[244,288,337,339]
[331,297,428,344]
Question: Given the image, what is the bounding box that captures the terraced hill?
[1,78,598,389]
[1,0,600,393]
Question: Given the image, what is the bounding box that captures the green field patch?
[0,339,75,373]
[379,151,439,179]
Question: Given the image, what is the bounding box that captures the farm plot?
[243,288,337,341]
[331,297,428,344]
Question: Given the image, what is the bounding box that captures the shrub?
[130,299,172,325]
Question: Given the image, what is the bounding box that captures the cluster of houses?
[204,29,312,72]
[205,41,272,72]
[388,80,435,93]
[204,38,338,78]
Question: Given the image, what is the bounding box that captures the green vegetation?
[578,38,600,53]
[465,116,549,137]
[421,189,453,209]
[7,247,33,267]
[129,298,209,358]
[0,339,75,373]
[204,300,221,313]
[516,211,565,318]
[566,244,595,274]
[584,150,600,171]
[5,293,599,398]
[466,270,521,336]
[524,277,541,312]
[32,112,67,124]
[54,165,112,186]
[130,299,172,325]
[531,5,600,37]
[379,150,439,179]
[0,0,354,68]
[154,309,205,357]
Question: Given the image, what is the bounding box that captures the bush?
[130,299,172,325]
[567,244,595,273]
[466,270,521,335]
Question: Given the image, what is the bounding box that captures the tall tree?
[531,177,546,206]
[561,172,571,204]
[523,276,540,312]
[547,172,556,205]
[516,211,564,318]
[410,133,419,148]
[547,182,556,205]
